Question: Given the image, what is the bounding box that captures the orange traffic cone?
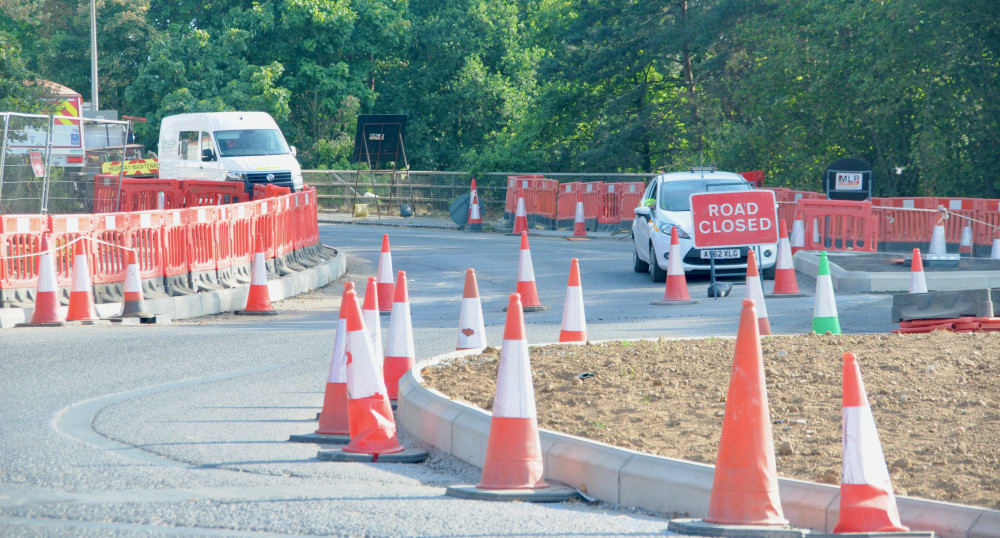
[559,258,587,343]
[376,234,394,313]
[959,224,972,256]
[237,234,277,315]
[910,248,927,294]
[769,220,804,297]
[790,217,805,254]
[570,190,589,239]
[27,235,65,325]
[651,227,699,305]
[457,268,487,350]
[512,189,529,235]
[290,282,353,444]
[362,277,384,362]
[316,287,428,463]
[706,298,787,526]
[66,239,99,322]
[117,249,150,318]
[833,352,910,533]
[383,270,414,401]
[928,209,947,255]
[468,178,483,232]
[515,233,546,311]
[744,250,770,336]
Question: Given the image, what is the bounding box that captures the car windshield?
[215,129,289,157]
[658,179,752,211]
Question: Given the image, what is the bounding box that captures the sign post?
[690,190,778,298]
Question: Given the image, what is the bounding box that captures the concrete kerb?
[0,245,345,329]
[398,345,1000,538]
[793,251,1000,294]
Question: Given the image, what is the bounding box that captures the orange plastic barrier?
[795,199,878,252]
[598,183,621,225]
[0,214,47,295]
[302,187,319,247]
[184,180,249,206]
[90,212,131,287]
[617,182,645,227]
[49,214,95,289]
[504,175,544,214]
[187,206,220,284]
[739,170,765,187]
[555,182,582,225]
[532,178,558,228]
[119,179,185,211]
[157,209,193,295]
[252,198,277,262]
[93,174,121,213]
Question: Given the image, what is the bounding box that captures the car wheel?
[633,247,649,273]
[650,244,667,283]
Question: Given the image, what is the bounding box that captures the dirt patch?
[422,331,1000,510]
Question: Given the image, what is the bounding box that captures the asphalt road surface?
[0,223,897,537]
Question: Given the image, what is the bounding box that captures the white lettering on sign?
[368,133,385,141]
[690,190,779,248]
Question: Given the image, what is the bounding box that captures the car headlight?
[656,221,690,239]
[225,171,247,182]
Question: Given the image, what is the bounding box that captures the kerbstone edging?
[398,349,1000,538]
[0,246,345,329]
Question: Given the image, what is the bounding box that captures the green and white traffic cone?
[812,251,841,334]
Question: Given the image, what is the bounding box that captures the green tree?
[0,30,47,111]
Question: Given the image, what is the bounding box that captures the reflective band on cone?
[515,233,544,310]
[833,352,910,533]
[812,251,841,334]
[66,239,98,322]
[790,218,805,254]
[910,248,927,294]
[512,191,529,235]
[652,227,699,305]
[705,298,787,526]
[316,282,353,435]
[457,268,487,350]
[468,178,482,232]
[119,249,148,317]
[770,220,802,296]
[238,234,277,314]
[383,271,414,400]
[744,250,770,336]
[992,238,1000,260]
[376,234,394,312]
[572,190,587,237]
[959,224,972,256]
[362,277,384,365]
[29,236,65,325]
[559,259,587,343]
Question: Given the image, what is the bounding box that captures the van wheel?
[650,244,667,283]
[633,248,649,273]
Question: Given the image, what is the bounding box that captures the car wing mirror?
[634,206,651,217]
[201,148,216,162]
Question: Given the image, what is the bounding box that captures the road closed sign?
[690,190,778,248]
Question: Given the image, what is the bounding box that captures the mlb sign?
[690,190,779,248]
[835,172,863,191]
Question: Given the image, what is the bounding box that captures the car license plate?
[700,249,740,260]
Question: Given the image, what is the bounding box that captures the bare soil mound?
[422,331,1000,510]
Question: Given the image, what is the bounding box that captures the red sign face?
[29,151,44,178]
[690,190,778,248]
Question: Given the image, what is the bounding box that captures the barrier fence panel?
[120,179,185,211]
[303,187,319,247]
[49,214,94,290]
[187,206,222,291]
[158,209,193,295]
[555,182,581,230]
[873,207,936,252]
[0,214,46,306]
[598,183,620,225]
[89,211,131,301]
[975,210,1000,257]
[617,182,645,229]
[532,178,559,228]
[184,180,249,207]
[795,199,878,252]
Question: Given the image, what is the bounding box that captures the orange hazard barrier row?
[794,199,879,252]
[0,188,321,308]
[94,175,251,213]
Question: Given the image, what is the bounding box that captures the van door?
[174,130,220,180]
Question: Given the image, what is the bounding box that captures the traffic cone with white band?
[812,252,841,334]
[959,224,972,256]
[362,277,383,363]
[515,233,545,311]
[376,234,394,313]
[833,352,910,533]
[744,250,770,336]
[383,270,414,401]
[237,234,277,315]
[910,248,927,294]
[27,236,65,325]
[992,234,1000,260]
[468,178,483,232]
[512,189,529,235]
[559,258,587,343]
[316,288,428,463]
[928,209,947,255]
[651,227,699,305]
[571,190,588,238]
[457,268,487,350]
[769,220,803,297]
[290,282,353,444]
[790,217,805,254]
[66,239,99,322]
[117,249,150,318]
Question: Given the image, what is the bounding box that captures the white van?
[157,112,303,191]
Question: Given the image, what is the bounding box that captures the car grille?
[245,171,294,187]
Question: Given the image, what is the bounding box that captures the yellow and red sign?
[101,159,159,176]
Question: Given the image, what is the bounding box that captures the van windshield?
[658,179,751,211]
[215,129,289,157]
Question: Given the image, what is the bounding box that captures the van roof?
[161,111,278,130]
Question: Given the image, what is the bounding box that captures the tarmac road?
[0,223,898,537]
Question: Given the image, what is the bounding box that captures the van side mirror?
[289,145,297,157]
[634,206,651,217]
[201,148,216,162]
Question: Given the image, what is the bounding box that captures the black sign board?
[350,114,407,167]
[824,158,873,201]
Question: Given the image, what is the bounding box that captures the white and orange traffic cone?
[468,178,483,232]
[928,209,947,255]
[910,248,927,294]
[376,234,394,313]
[383,270,414,401]
[744,250,770,336]
[790,217,805,254]
[992,234,1000,260]
[457,268,487,350]
[959,224,972,257]
[317,287,428,463]
[290,282,353,444]
[362,277,384,363]
[117,249,150,319]
[651,227,700,305]
[559,258,587,343]
[445,293,578,502]
[513,233,546,311]
[832,352,910,533]
[511,189,529,235]
[66,239,99,322]
[236,234,277,315]
[26,235,65,326]
[769,220,804,297]
[570,190,589,239]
